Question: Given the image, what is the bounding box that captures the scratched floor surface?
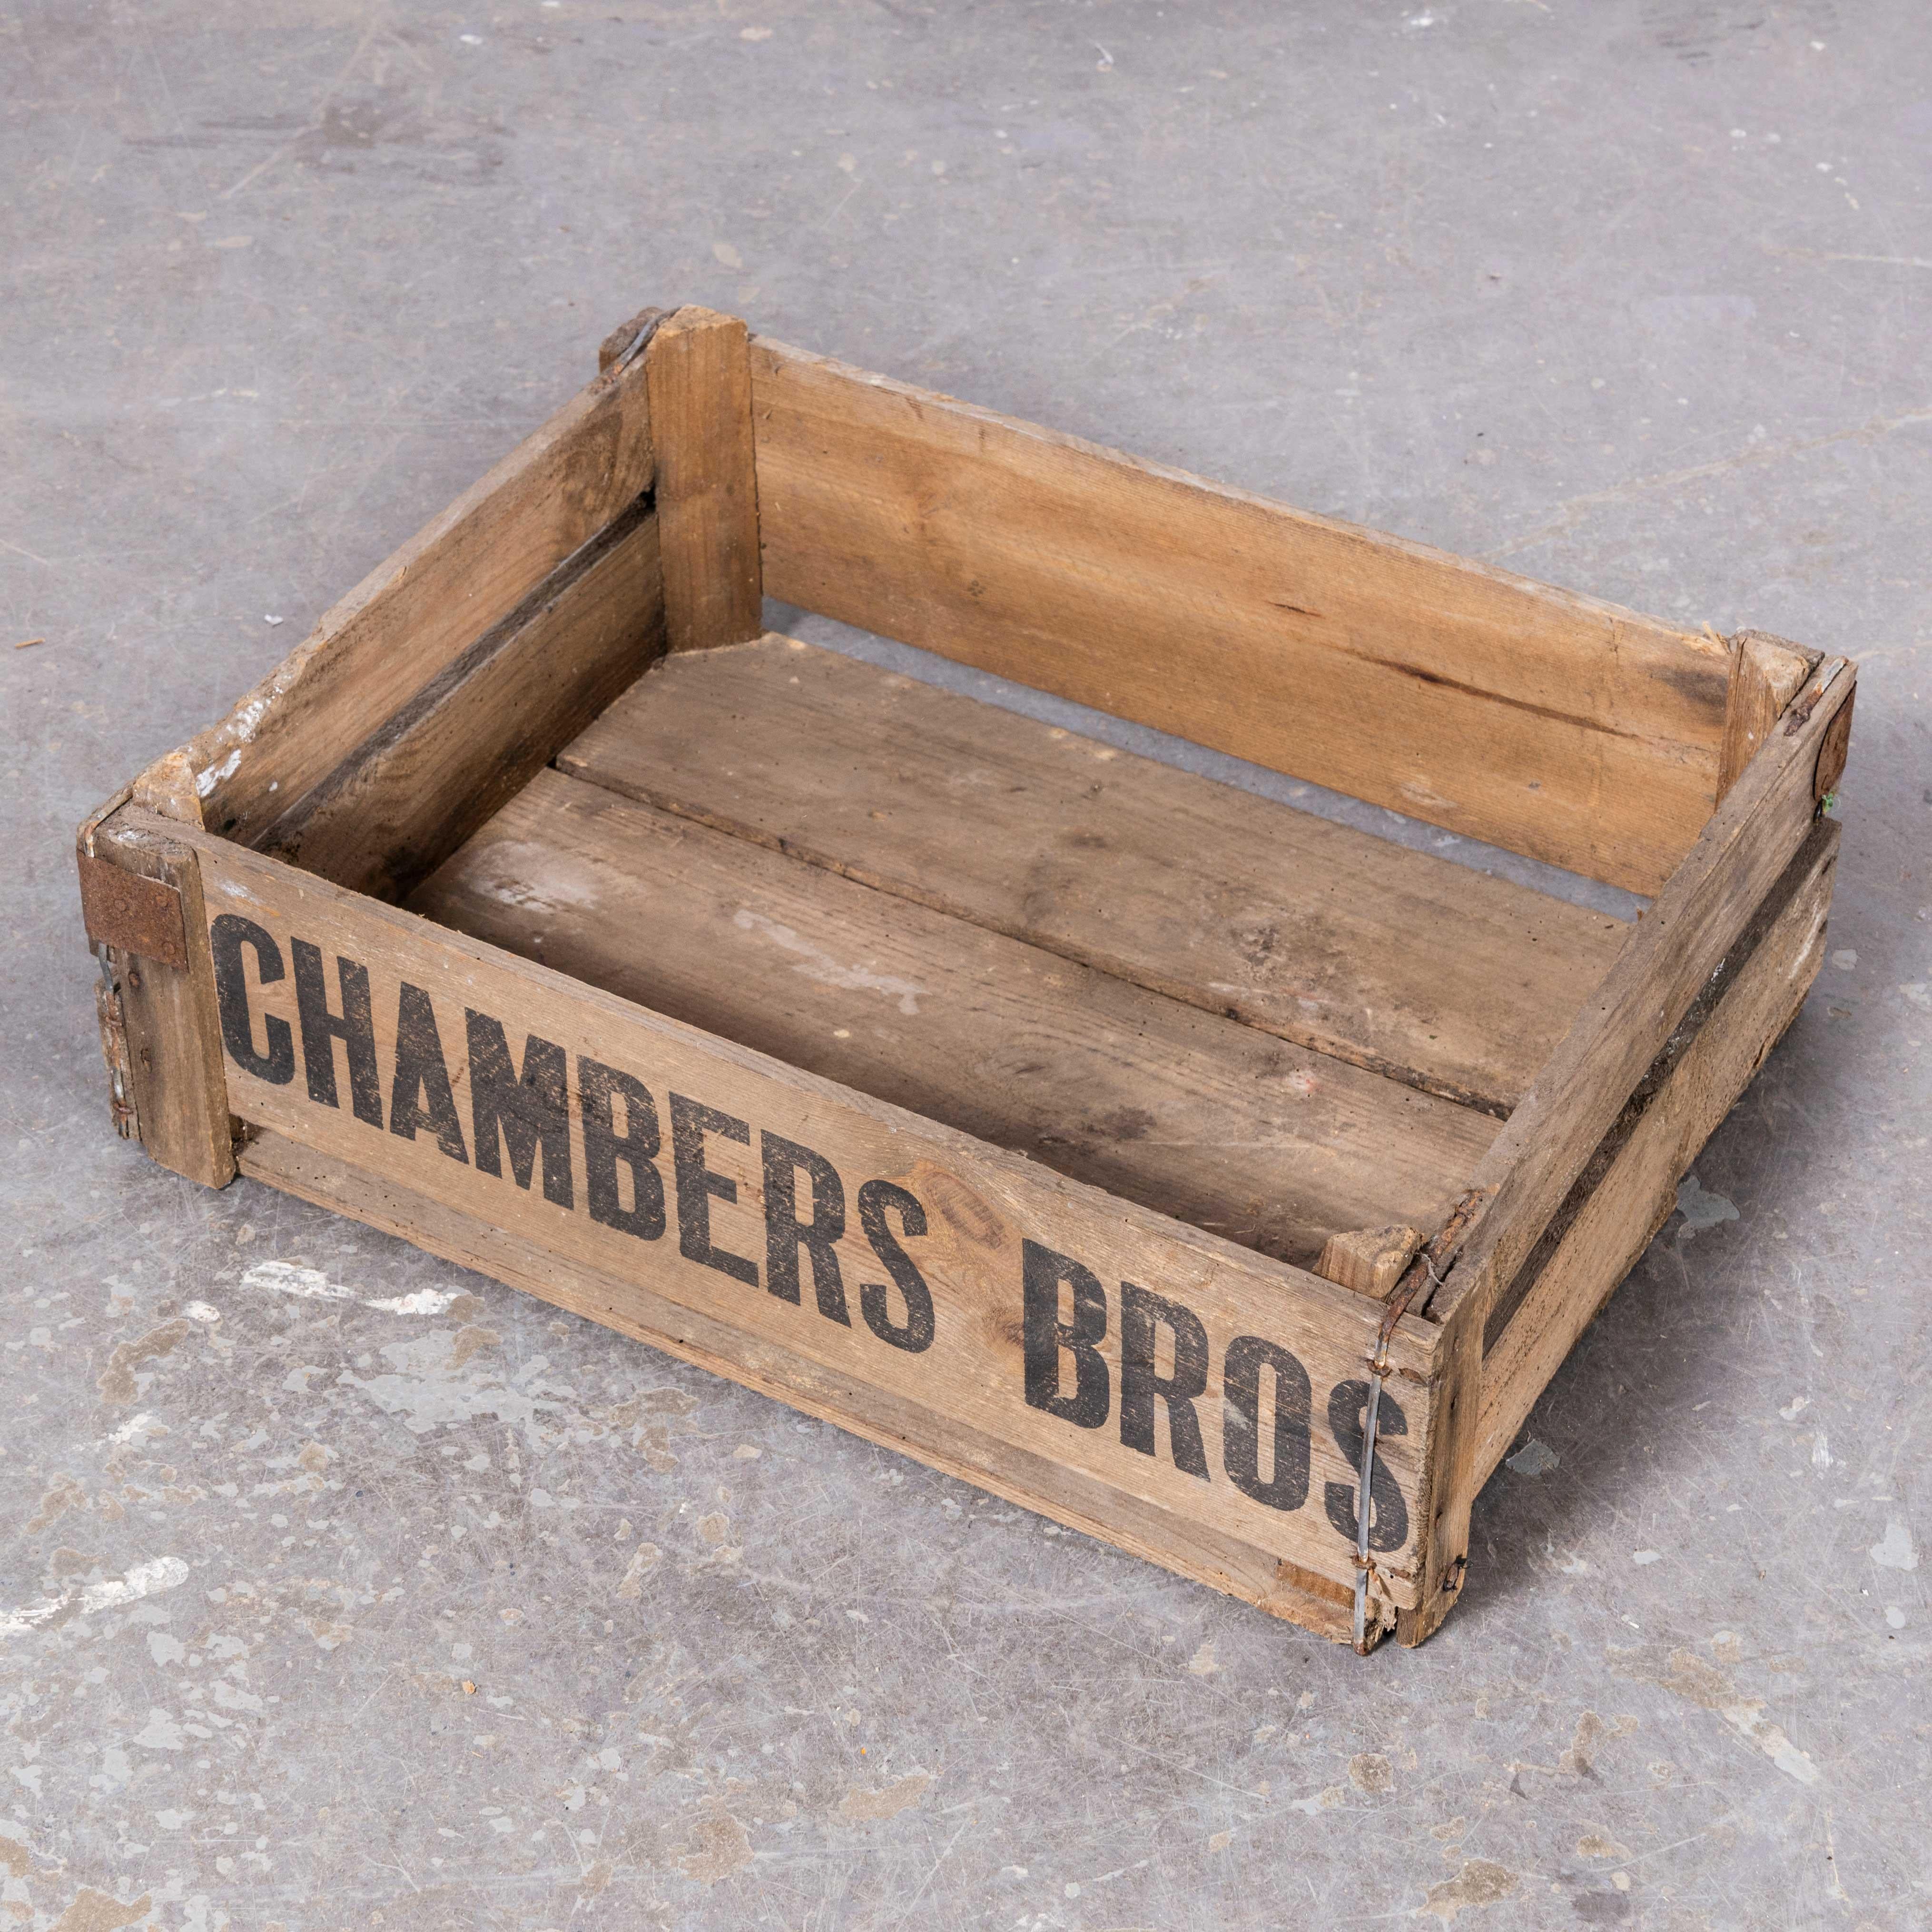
[4,3,1930,1926]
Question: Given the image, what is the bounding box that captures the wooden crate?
[75,306,1855,1652]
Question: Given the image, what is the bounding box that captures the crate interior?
[405,634,1633,1273]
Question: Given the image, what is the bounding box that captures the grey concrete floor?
[4,3,1930,1926]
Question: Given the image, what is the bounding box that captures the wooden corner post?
[1718,630,1823,801]
[646,307,763,651]
[77,800,237,1190]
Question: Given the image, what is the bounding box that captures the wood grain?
[558,636,1631,1114]
[146,809,1445,1611]
[172,353,656,847]
[256,500,664,902]
[647,307,762,651]
[412,769,1498,1269]
[1718,631,1820,802]
[1474,820,1839,1486]
[749,336,1731,892]
[1316,1225,1421,1300]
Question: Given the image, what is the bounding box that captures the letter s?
[1322,1380,1409,1554]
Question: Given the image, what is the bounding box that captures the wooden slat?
[83,812,235,1188]
[411,770,1498,1270]
[749,337,1731,893]
[558,636,1631,1115]
[647,307,762,651]
[1475,820,1839,1486]
[143,808,1447,1621]
[255,500,664,902]
[1718,631,1821,801]
[170,352,656,846]
[239,1129,1363,1645]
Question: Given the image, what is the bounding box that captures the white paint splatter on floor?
[241,1260,465,1316]
[1871,1521,1918,1571]
[0,1556,188,1638]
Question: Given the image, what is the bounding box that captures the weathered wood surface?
[1718,631,1820,801]
[82,812,235,1187]
[1475,820,1839,1485]
[1316,1225,1422,1301]
[413,769,1498,1269]
[143,809,1446,1624]
[647,307,762,651]
[749,336,1731,893]
[559,636,1631,1115]
[167,353,656,847]
[257,500,665,902]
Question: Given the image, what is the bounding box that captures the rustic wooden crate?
[75,306,1856,1652]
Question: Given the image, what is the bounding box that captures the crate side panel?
[179,356,655,847]
[1436,659,1855,1329]
[1475,821,1839,1485]
[749,338,1729,894]
[260,503,665,901]
[180,825,1437,1602]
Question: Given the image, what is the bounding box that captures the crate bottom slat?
[411,767,1501,1273]
[557,634,1633,1117]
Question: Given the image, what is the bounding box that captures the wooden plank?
[1401,660,1853,1643]
[647,307,762,651]
[239,1128,1368,1646]
[558,636,1631,1115]
[1474,820,1839,1487]
[1718,631,1821,802]
[83,811,235,1188]
[254,500,664,902]
[1316,1225,1421,1301]
[169,351,656,847]
[138,807,1447,1621]
[749,337,1731,893]
[412,769,1498,1270]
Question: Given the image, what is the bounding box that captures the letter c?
[209,914,295,1085]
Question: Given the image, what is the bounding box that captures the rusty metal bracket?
[76,851,188,969]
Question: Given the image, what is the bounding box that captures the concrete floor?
[5,3,1930,1925]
